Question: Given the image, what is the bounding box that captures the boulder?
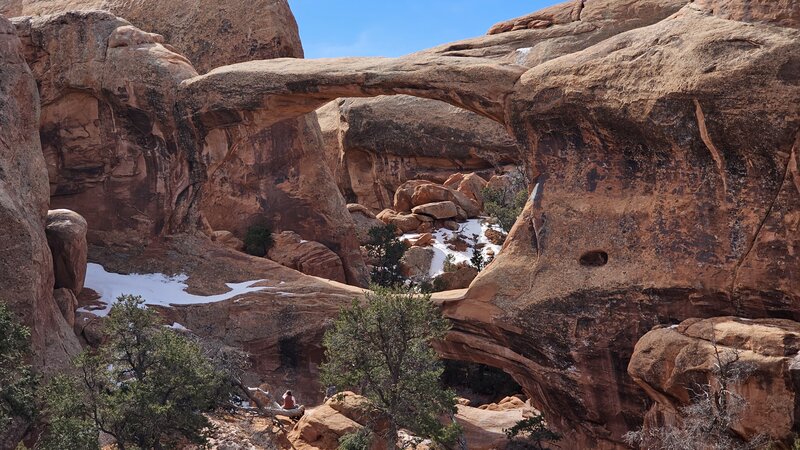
[347,204,385,245]
[445,173,488,208]
[288,392,386,450]
[289,404,361,450]
[629,317,800,445]
[53,288,78,328]
[412,233,434,247]
[376,209,422,234]
[211,230,244,251]
[483,228,506,246]
[45,209,88,295]
[412,201,459,220]
[268,231,347,283]
[394,180,481,218]
[435,266,479,290]
[400,246,434,279]
[456,403,526,450]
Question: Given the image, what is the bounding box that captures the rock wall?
[0,0,302,73]
[10,8,369,285]
[446,3,800,447]
[169,1,800,447]
[0,14,79,374]
[13,12,199,248]
[629,317,800,445]
[318,96,520,212]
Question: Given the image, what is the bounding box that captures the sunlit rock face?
[4,0,799,447]
[317,96,522,212]
[171,1,800,445]
[1,0,303,73]
[446,4,800,447]
[9,6,369,285]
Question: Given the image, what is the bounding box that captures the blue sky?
[288,1,562,59]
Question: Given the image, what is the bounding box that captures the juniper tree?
[320,288,460,448]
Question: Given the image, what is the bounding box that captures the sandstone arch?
[177,56,527,128]
[172,5,800,447]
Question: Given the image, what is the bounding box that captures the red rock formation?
[317,96,520,211]
[11,9,369,286]
[629,317,800,445]
[0,14,80,375]
[268,231,347,283]
[13,12,198,247]
[45,209,88,295]
[173,2,800,447]
[1,0,302,73]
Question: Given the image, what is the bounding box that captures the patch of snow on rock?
[515,47,532,65]
[80,263,267,316]
[401,218,503,277]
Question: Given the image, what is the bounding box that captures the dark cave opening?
[441,359,524,406]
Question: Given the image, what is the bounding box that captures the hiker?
[282,390,296,409]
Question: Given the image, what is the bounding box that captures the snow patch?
[79,263,268,317]
[401,218,503,277]
[168,322,189,331]
[515,47,532,65]
[530,182,540,202]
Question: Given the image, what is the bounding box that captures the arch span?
[177,55,527,128]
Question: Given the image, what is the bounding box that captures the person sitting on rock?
[282,390,296,409]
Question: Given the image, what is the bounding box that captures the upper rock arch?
[177,55,528,128]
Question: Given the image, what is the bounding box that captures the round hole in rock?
[579,250,608,267]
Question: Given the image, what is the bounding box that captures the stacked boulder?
[45,209,88,327]
[377,176,487,234]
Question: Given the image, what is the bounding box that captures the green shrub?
[37,376,98,450]
[366,224,407,287]
[470,249,486,271]
[0,302,37,445]
[244,224,274,257]
[505,413,562,450]
[338,428,373,450]
[321,287,461,447]
[54,295,232,449]
[483,187,528,233]
[443,254,459,273]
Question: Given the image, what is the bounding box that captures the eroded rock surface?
[629,317,800,445]
[268,231,347,283]
[45,209,88,295]
[184,2,800,447]
[1,0,302,73]
[11,10,369,286]
[318,96,520,211]
[13,11,198,247]
[0,14,80,377]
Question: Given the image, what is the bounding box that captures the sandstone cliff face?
[447,4,800,447]
[0,14,80,374]
[629,317,800,444]
[0,0,302,73]
[170,1,800,447]
[14,12,199,248]
[10,8,369,285]
[317,96,520,212]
